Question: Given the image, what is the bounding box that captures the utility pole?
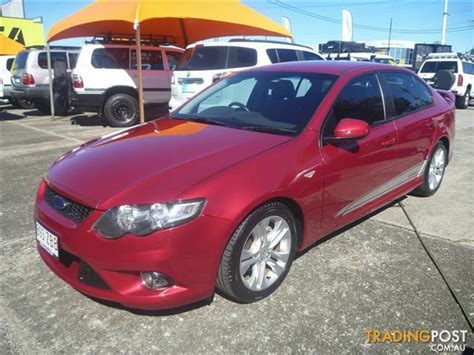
[441,0,449,45]
[387,18,393,54]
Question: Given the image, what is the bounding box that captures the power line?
[267,0,473,34]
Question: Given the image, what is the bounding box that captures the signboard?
[0,16,45,48]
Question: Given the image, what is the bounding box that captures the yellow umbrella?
[47,0,291,123]
[0,34,24,55]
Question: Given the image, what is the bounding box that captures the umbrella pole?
[135,23,145,124]
[46,43,55,119]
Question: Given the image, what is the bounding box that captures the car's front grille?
[78,261,110,290]
[44,186,93,222]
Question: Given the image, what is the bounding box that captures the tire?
[14,98,35,110]
[33,100,51,115]
[103,93,138,127]
[456,89,470,109]
[217,202,297,303]
[412,141,447,197]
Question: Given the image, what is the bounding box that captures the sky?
[13,0,474,52]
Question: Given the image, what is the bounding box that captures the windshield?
[420,61,458,73]
[172,71,338,136]
[12,51,29,71]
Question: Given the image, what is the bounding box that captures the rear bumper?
[34,181,234,310]
[10,85,49,100]
[70,92,102,111]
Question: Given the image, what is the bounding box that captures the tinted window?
[166,51,181,70]
[462,61,474,75]
[176,46,228,71]
[266,49,279,64]
[175,71,337,135]
[68,53,78,69]
[131,50,164,70]
[300,51,322,61]
[383,72,432,116]
[12,51,28,70]
[227,47,257,68]
[420,61,458,73]
[38,52,68,69]
[91,48,129,69]
[331,74,385,128]
[6,58,14,71]
[276,49,298,63]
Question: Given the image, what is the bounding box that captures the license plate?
[181,83,195,94]
[36,222,59,258]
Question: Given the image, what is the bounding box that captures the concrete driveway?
[1,107,473,354]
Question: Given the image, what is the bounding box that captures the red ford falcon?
[35,61,455,310]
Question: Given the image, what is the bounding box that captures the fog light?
[140,271,171,290]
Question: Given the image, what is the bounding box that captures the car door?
[380,71,436,179]
[130,48,170,104]
[320,73,399,234]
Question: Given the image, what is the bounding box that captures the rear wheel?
[103,93,138,127]
[13,98,35,109]
[412,141,447,197]
[217,202,297,303]
[456,89,470,109]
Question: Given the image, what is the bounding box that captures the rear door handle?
[381,137,396,148]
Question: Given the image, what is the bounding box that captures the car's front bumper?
[34,181,234,310]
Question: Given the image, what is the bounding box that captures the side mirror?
[326,118,369,143]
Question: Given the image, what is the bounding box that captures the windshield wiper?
[174,116,228,127]
[240,126,297,135]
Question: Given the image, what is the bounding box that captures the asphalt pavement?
[1,106,473,354]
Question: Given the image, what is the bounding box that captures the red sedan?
[35,61,455,310]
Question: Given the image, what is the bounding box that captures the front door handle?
[381,137,396,148]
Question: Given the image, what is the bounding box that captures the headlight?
[93,199,206,239]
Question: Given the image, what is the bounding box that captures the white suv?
[71,43,183,127]
[418,53,473,109]
[10,46,80,114]
[169,39,324,110]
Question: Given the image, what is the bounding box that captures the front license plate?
[36,222,59,258]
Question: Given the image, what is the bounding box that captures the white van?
[169,39,324,110]
[71,43,183,126]
[418,53,473,109]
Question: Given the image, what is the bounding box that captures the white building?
[364,40,416,67]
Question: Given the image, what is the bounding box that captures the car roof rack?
[25,45,80,51]
[228,38,313,50]
[87,33,177,47]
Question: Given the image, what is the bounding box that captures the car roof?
[247,60,400,76]
[81,43,183,51]
[186,40,317,52]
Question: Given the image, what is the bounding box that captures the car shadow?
[22,109,49,117]
[71,114,107,127]
[0,110,25,120]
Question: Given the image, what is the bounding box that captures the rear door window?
[266,49,279,64]
[131,50,164,70]
[91,48,130,69]
[38,52,68,69]
[176,46,228,71]
[276,49,299,63]
[382,71,432,117]
[226,47,257,68]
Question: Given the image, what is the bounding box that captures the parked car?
[418,52,473,109]
[71,42,183,127]
[35,61,454,310]
[0,54,34,109]
[169,39,324,110]
[10,46,80,114]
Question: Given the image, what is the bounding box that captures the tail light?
[72,74,84,89]
[457,74,463,87]
[21,73,35,86]
[212,72,230,83]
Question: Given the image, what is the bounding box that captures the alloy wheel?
[428,147,445,191]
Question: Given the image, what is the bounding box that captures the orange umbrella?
[0,35,24,55]
[47,0,292,123]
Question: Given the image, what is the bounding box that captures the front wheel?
[103,93,138,127]
[217,202,297,303]
[412,141,447,197]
